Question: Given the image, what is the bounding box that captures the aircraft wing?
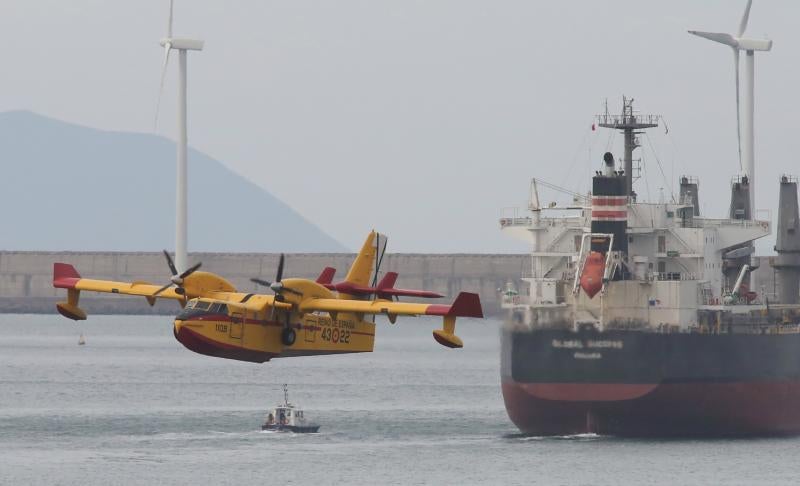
[54,263,184,300]
[298,292,483,348]
[53,262,185,320]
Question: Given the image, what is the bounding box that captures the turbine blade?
[167,0,174,38]
[154,43,171,130]
[688,30,738,48]
[738,0,752,37]
[733,49,743,171]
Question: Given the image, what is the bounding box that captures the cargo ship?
[499,94,800,437]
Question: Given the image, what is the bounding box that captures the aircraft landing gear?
[281,327,296,346]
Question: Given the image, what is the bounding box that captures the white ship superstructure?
[500,97,778,332]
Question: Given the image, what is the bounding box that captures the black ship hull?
[501,327,800,437]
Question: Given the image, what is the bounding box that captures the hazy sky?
[1,0,798,253]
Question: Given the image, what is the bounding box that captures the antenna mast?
[596,96,660,200]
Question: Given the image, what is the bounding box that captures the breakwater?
[0,252,529,317]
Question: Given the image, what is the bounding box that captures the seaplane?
[50,2,481,363]
[52,231,483,363]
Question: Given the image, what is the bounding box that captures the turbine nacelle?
[160,38,204,51]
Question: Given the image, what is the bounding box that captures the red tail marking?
[425,292,483,318]
[316,267,336,285]
[53,263,82,289]
[376,272,398,290]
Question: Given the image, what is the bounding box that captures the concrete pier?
[0,252,529,317]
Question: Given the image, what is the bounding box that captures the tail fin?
[446,292,484,318]
[316,267,336,285]
[376,272,398,290]
[343,231,387,288]
[53,263,82,289]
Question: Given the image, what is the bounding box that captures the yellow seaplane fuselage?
[173,294,376,363]
[53,231,483,363]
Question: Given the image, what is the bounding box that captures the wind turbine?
[688,0,772,219]
[155,0,203,273]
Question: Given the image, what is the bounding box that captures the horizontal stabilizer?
[375,272,443,299]
[378,288,444,299]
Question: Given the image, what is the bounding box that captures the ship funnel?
[723,175,754,292]
[773,175,800,304]
[679,176,700,216]
[730,175,751,220]
[603,152,615,176]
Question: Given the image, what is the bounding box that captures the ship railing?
[500,207,586,229]
[651,272,697,282]
[595,113,660,126]
[679,217,770,230]
[499,216,585,228]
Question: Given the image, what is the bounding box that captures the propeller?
[153,249,202,296]
[250,254,303,297]
[154,0,174,129]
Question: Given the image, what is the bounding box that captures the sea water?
[1,314,798,485]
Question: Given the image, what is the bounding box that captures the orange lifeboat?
[580,251,605,298]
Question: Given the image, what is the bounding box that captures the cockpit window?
[205,303,228,315]
[194,301,211,311]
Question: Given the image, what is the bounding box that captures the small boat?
[78,333,86,346]
[262,384,320,433]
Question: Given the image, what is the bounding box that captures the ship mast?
[597,97,660,200]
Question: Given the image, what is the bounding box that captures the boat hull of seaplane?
[172,311,376,363]
[501,327,800,437]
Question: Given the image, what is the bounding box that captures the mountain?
[0,111,346,252]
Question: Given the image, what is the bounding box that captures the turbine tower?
[688,0,772,219]
[155,0,203,273]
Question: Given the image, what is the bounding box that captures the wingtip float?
[52,231,483,363]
